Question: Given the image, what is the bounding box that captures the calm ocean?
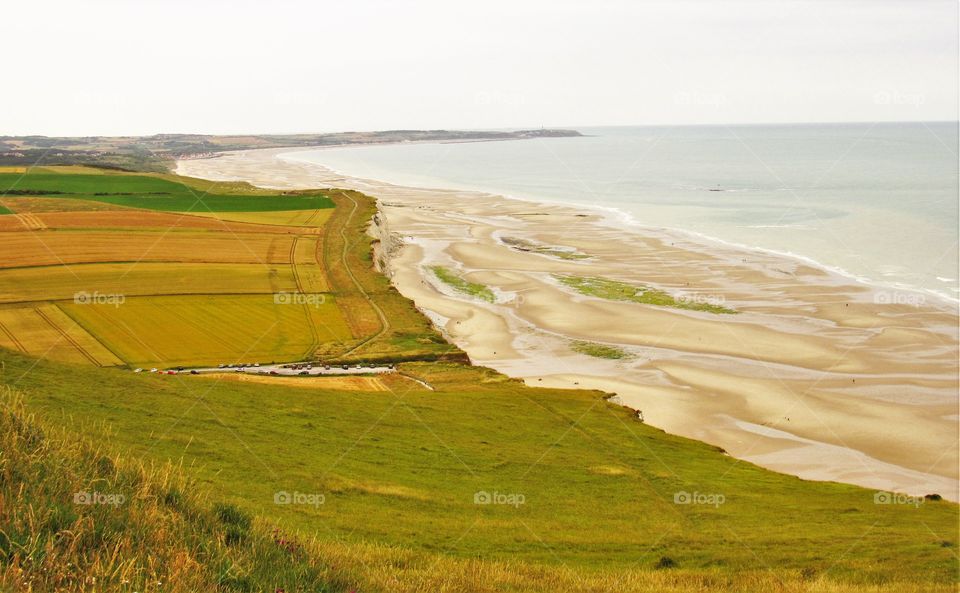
[287,122,959,302]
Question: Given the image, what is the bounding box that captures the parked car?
[134,368,143,373]
[190,370,199,375]
[149,368,158,373]
[218,363,226,368]
[299,370,309,375]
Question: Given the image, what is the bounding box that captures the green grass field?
[3,352,957,590]
[0,171,333,213]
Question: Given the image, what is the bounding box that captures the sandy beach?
[178,147,960,501]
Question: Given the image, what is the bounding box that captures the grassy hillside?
[13,384,948,593]
[2,352,957,591]
[0,389,335,592]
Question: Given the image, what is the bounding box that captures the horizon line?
[3,119,957,139]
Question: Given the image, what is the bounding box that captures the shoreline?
[177,147,960,501]
[278,148,960,309]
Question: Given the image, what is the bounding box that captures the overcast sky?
[3,0,957,136]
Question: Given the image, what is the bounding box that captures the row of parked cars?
[134,366,199,375]
[133,362,395,375]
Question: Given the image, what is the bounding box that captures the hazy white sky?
[3,0,957,135]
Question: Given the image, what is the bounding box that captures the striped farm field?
[0,169,359,370]
[60,294,351,367]
[0,263,298,304]
[0,230,296,268]
[190,208,333,228]
[0,305,122,366]
[0,209,306,234]
[0,197,139,213]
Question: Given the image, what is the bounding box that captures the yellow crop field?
[0,305,121,366]
[190,208,332,228]
[0,263,298,304]
[0,231,295,268]
[16,211,301,234]
[206,373,389,391]
[61,294,351,367]
[0,197,137,213]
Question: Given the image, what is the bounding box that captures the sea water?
[286,122,959,303]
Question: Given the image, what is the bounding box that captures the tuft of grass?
[430,265,495,303]
[501,236,589,260]
[570,340,630,360]
[555,274,737,314]
[570,340,630,359]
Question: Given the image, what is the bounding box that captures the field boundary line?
[14,212,47,231]
[34,306,100,366]
[311,231,331,291]
[302,207,323,226]
[0,319,27,353]
[290,236,306,293]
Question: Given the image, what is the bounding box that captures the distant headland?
[0,129,583,172]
